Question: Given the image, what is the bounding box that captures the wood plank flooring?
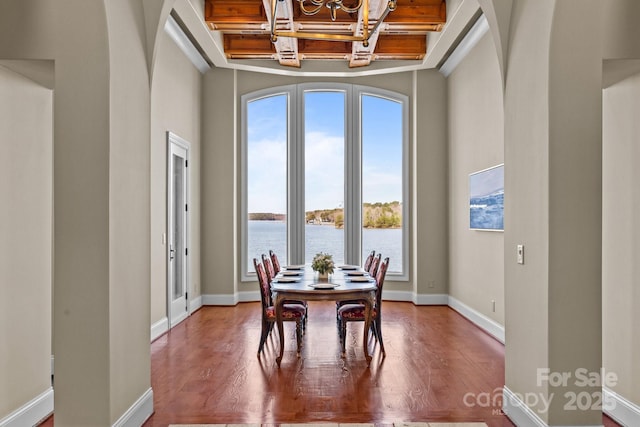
[39,302,621,427]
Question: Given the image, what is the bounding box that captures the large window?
[242,84,408,279]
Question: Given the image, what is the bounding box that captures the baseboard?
[414,293,449,305]
[112,387,154,427]
[189,295,203,312]
[150,317,169,342]
[604,387,640,427]
[447,296,505,343]
[238,290,260,302]
[203,291,446,305]
[202,291,261,305]
[502,386,547,427]
[202,293,237,305]
[0,387,53,427]
[503,386,607,427]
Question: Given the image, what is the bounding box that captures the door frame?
[167,131,190,328]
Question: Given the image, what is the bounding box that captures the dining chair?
[262,253,277,282]
[254,258,305,357]
[363,250,375,271]
[337,256,390,356]
[269,249,281,275]
[264,252,308,327]
[368,252,382,277]
[335,250,380,323]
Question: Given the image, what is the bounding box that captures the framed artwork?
[469,164,504,231]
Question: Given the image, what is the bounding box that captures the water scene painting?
[469,164,504,231]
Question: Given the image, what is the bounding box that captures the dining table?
[270,264,377,366]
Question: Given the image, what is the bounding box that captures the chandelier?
[269,0,397,47]
[300,0,365,21]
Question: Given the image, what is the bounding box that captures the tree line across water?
[249,201,402,229]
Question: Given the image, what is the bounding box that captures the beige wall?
[602,71,640,407]
[104,0,152,422]
[201,69,449,300]
[415,70,449,297]
[447,33,505,324]
[504,0,603,424]
[0,65,53,421]
[202,68,238,298]
[1,0,153,424]
[150,29,203,327]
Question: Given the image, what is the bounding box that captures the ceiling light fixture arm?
[270,0,396,47]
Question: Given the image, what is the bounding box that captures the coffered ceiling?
[204,0,446,68]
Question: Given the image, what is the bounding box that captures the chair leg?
[373,318,385,355]
[258,320,270,356]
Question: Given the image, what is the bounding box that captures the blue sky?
[247,91,403,213]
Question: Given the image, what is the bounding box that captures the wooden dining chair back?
[253,258,305,356]
[368,253,382,277]
[266,252,309,327]
[363,250,375,271]
[335,251,379,321]
[338,256,390,356]
[269,249,281,274]
[262,253,276,283]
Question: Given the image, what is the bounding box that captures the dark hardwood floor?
[40,301,621,427]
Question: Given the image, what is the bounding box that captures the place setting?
[347,276,376,282]
[308,283,340,289]
[272,277,300,283]
[345,271,368,276]
[280,270,303,276]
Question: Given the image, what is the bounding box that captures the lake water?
[248,220,403,272]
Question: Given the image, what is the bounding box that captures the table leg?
[275,293,285,367]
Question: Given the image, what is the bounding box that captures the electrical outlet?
[517,244,524,264]
[428,280,435,288]
[492,300,496,312]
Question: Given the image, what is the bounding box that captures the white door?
[167,132,189,327]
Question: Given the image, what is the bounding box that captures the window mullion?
[345,85,362,266]
[288,86,305,265]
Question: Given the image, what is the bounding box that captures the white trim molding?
[382,290,415,302]
[202,291,262,305]
[112,387,154,427]
[150,317,169,342]
[189,294,203,313]
[414,293,449,305]
[439,13,489,77]
[604,387,640,427]
[502,386,548,427]
[201,291,448,306]
[503,386,607,427]
[202,293,238,306]
[447,296,505,343]
[164,14,210,73]
[0,387,53,427]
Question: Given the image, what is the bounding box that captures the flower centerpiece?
[311,252,335,278]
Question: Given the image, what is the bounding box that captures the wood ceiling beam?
[262,0,300,67]
[204,0,444,67]
[205,0,446,26]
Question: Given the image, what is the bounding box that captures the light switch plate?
[517,244,524,264]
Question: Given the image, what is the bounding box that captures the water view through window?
[245,86,405,275]
[361,94,403,270]
[246,94,288,265]
[304,91,345,265]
